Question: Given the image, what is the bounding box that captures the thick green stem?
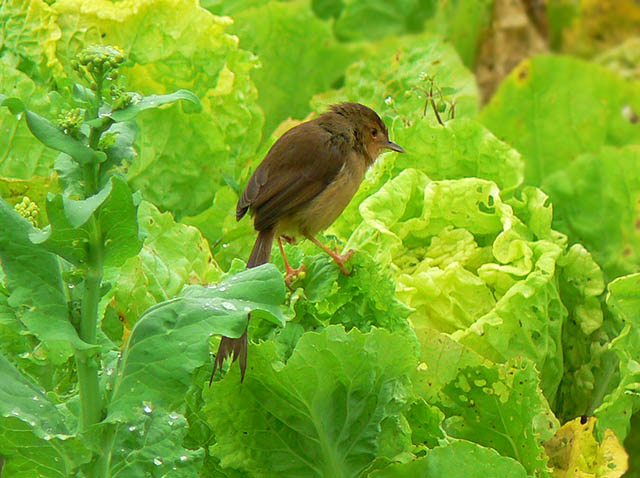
[76,121,106,431]
[91,423,117,477]
[75,72,115,475]
[75,216,104,431]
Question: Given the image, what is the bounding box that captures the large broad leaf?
[0,64,59,178]
[480,55,640,185]
[53,0,264,218]
[543,145,640,281]
[411,327,489,403]
[109,408,204,478]
[107,264,285,422]
[554,244,608,422]
[0,198,90,358]
[437,358,558,477]
[206,326,418,478]
[370,439,528,478]
[0,354,91,476]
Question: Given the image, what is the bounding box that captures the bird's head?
[330,102,405,161]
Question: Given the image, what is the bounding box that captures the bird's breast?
[288,151,367,237]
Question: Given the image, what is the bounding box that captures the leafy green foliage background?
[1,0,639,476]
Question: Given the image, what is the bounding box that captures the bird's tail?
[210,227,275,384]
[246,227,276,268]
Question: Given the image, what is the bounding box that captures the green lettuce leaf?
[0,0,62,82]
[105,201,223,329]
[370,439,528,478]
[553,243,609,422]
[542,145,640,281]
[279,247,413,335]
[480,55,640,185]
[595,273,640,441]
[391,117,524,193]
[53,0,264,218]
[436,358,558,476]
[410,326,490,403]
[206,326,418,478]
[346,172,604,406]
[0,63,59,178]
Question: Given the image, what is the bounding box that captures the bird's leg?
[308,236,355,275]
[277,236,306,287]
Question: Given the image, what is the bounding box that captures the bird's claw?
[284,264,307,289]
[333,249,355,275]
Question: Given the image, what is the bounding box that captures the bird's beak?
[386,140,405,153]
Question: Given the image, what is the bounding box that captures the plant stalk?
[76,76,112,476]
[75,214,104,431]
[92,423,117,477]
[76,117,105,431]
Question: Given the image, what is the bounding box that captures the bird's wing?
[237,121,349,231]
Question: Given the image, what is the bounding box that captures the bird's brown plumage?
[211,102,404,383]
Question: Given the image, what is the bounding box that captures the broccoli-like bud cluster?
[56,108,84,136]
[109,85,139,110]
[14,197,39,226]
[71,45,125,85]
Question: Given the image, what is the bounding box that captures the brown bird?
[211,102,404,382]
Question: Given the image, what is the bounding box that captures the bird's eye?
[371,128,378,137]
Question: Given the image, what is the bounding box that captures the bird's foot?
[307,236,356,275]
[331,248,355,275]
[284,263,306,289]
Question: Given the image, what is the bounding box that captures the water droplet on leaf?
[222,301,237,311]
